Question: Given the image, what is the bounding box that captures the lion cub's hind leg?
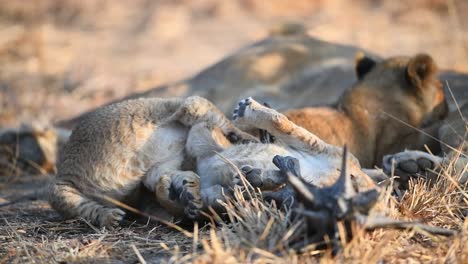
[49,181,125,229]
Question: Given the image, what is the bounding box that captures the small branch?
[364,217,456,237]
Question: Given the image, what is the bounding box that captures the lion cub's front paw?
[170,173,203,220]
[383,150,443,189]
[182,184,203,220]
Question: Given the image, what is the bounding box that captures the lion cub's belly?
[132,122,189,175]
[289,150,342,186]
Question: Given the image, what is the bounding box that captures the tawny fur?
[285,54,448,168]
[49,96,377,229]
[194,98,376,197]
[48,96,257,229]
[4,53,448,176]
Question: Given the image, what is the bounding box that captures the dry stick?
[99,195,193,238]
[296,208,456,238]
[364,217,456,237]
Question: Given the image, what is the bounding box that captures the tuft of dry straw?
[168,148,467,263]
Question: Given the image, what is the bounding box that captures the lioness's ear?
[406,54,438,89]
[355,52,376,80]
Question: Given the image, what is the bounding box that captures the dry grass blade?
[131,244,147,264]
[445,81,467,123]
[100,195,193,238]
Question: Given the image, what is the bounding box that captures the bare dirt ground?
[0,0,467,263]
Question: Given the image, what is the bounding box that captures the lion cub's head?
[347,53,448,128]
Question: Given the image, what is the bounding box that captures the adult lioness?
[49,96,375,229]
[285,54,448,168]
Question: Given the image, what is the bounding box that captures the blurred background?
[0,0,467,127]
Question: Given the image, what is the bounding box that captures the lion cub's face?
[353,54,448,127]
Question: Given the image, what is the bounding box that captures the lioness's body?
[49,96,375,228]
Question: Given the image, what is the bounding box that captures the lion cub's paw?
[233,97,282,130]
[232,97,253,120]
[232,97,268,120]
[99,208,126,230]
[170,173,203,219]
[240,165,264,188]
[383,151,442,189]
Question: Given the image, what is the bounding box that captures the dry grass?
[0,198,197,263]
[166,152,467,263]
[1,0,467,263]
[1,151,466,263]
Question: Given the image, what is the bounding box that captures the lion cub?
[48,96,257,229]
[285,54,448,168]
[190,97,376,210]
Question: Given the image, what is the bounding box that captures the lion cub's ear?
[406,54,438,89]
[355,52,376,80]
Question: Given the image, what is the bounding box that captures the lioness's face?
[354,53,448,127]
